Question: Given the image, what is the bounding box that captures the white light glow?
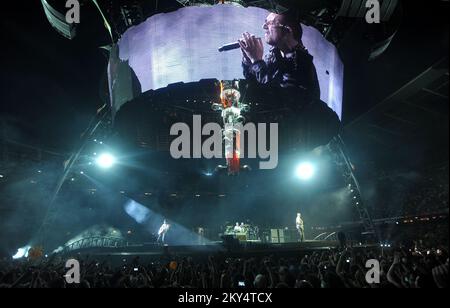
[96,153,116,169]
[296,162,315,180]
[12,246,31,260]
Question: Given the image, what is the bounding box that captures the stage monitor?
[108,5,344,118]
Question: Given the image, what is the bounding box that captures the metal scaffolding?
[328,135,380,243]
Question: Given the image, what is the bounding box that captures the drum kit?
[224,223,260,241]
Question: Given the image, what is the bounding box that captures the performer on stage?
[296,213,305,242]
[157,219,171,244]
[198,227,205,245]
[234,222,242,233]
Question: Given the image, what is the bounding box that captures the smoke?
[0,158,60,256]
[307,187,354,227]
[0,150,129,256]
[0,112,97,256]
[125,200,151,224]
[360,171,423,219]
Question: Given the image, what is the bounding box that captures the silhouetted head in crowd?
[253,274,267,288]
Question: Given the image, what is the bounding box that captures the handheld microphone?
[218,42,241,52]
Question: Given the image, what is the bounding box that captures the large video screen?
[108,5,344,118]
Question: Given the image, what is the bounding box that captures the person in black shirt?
[238,11,321,100]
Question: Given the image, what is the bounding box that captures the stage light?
[96,153,116,169]
[12,246,31,260]
[296,162,315,180]
[124,200,151,224]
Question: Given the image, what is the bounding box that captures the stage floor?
[63,240,344,261]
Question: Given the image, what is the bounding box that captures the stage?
[61,240,351,263]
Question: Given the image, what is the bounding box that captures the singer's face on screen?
[262,13,286,46]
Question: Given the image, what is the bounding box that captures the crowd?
[402,175,449,217]
[0,243,448,288]
[379,166,449,219]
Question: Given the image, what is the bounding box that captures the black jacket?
[242,46,321,100]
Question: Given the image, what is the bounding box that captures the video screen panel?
[108,5,344,118]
